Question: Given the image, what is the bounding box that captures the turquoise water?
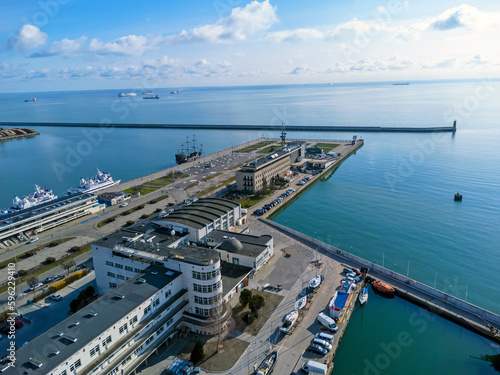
[1,81,499,373]
[333,289,499,375]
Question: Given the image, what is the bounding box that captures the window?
[157,326,165,336]
[167,318,174,326]
[134,345,143,355]
[69,359,81,371]
[121,355,132,367]
[125,266,133,271]
[153,298,160,307]
[145,336,154,346]
[116,274,125,280]
[102,335,112,347]
[115,263,123,269]
[195,294,221,305]
[165,290,172,299]
[109,282,117,288]
[90,344,100,358]
[134,268,141,272]
[119,323,128,334]
[105,261,113,266]
[59,371,67,375]
[192,269,220,280]
[144,305,151,314]
[130,315,138,325]
[107,271,116,278]
[232,257,240,265]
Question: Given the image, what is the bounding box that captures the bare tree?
[61,259,76,275]
[209,301,232,353]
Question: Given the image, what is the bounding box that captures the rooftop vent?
[63,335,77,343]
[114,294,125,299]
[165,271,175,276]
[151,271,158,275]
[28,358,43,368]
[87,312,97,317]
[137,278,146,283]
[51,351,60,356]
[56,332,64,337]
[73,321,80,326]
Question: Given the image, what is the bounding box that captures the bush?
[239,289,252,307]
[243,312,255,324]
[155,208,162,212]
[126,220,135,226]
[190,340,205,364]
[70,299,82,312]
[18,270,27,277]
[248,295,265,315]
[46,257,56,264]
[141,214,149,219]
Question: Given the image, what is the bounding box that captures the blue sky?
[1,0,499,92]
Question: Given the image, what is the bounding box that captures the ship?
[175,135,202,164]
[393,82,410,85]
[24,97,37,102]
[67,169,121,195]
[371,279,395,296]
[118,92,137,97]
[1,185,58,215]
[170,90,181,94]
[254,351,278,375]
[143,91,159,99]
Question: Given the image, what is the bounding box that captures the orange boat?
[371,279,395,295]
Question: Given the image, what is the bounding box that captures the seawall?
[259,218,500,342]
[0,122,456,133]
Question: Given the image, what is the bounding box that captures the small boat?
[371,279,395,296]
[280,310,298,334]
[24,97,37,102]
[255,351,278,375]
[295,296,307,310]
[309,275,322,289]
[454,193,463,201]
[359,287,368,304]
[143,91,159,99]
[170,90,181,94]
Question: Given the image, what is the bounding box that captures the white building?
[152,198,243,242]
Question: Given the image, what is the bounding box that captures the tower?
[280,122,287,144]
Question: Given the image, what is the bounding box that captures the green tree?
[190,340,205,364]
[239,289,252,307]
[248,295,265,315]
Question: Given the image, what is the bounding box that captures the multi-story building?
[236,142,306,194]
[152,198,243,242]
[0,193,104,246]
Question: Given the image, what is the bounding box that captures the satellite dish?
[171,230,175,236]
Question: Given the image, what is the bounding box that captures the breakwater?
[259,218,500,343]
[0,127,39,142]
[0,121,456,133]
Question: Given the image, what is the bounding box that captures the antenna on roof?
[280,122,287,144]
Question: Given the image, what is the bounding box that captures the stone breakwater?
[0,127,39,141]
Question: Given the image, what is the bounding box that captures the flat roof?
[0,193,95,228]
[210,230,271,258]
[239,142,304,171]
[220,261,253,296]
[95,226,220,265]
[12,265,181,374]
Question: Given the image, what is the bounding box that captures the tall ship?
[1,185,57,215]
[175,135,202,164]
[67,169,121,195]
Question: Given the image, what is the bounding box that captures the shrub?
[18,270,27,277]
[70,299,82,312]
[46,257,56,264]
[239,289,252,307]
[243,312,255,324]
[248,295,265,315]
[190,340,205,364]
[141,214,149,219]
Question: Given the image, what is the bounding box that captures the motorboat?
[295,296,307,310]
[309,275,322,289]
[359,287,368,304]
[280,310,298,334]
[255,351,278,375]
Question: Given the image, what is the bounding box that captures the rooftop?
[208,230,272,258]
[220,261,253,296]
[239,142,305,171]
[11,265,181,374]
[0,192,96,228]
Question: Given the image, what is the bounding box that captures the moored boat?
[67,169,120,195]
[359,287,368,304]
[255,351,278,375]
[295,296,307,310]
[280,310,298,334]
[371,279,395,296]
[309,275,322,289]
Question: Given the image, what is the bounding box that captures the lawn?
[124,172,188,195]
[193,177,236,198]
[314,142,340,153]
[257,144,281,154]
[233,193,272,209]
[235,141,275,153]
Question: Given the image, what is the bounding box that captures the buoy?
[454,193,463,201]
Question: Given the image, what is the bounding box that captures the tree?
[61,259,76,275]
[190,340,205,364]
[239,289,252,307]
[249,295,265,316]
[70,298,81,312]
[261,177,268,195]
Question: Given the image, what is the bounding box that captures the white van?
[301,360,328,374]
[317,312,338,332]
[315,332,334,343]
[312,338,332,351]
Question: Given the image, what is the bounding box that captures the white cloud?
[289,64,314,75]
[31,37,87,57]
[329,18,394,39]
[423,58,457,69]
[430,4,482,30]
[8,24,47,50]
[89,35,151,56]
[25,68,50,79]
[164,0,277,44]
[267,28,324,43]
[184,59,233,76]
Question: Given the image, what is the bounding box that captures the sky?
[1,0,499,92]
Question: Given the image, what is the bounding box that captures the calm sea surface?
[1,81,499,373]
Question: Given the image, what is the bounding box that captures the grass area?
[235,141,275,153]
[194,177,236,197]
[233,289,284,336]
[200,172,222,182]
[0,244,91,295]
[124,172,189,195]
[0,237,76,269]
[233,193,272,209]
[315,142,340,153]
[257,144,281,153]
[185,182,198,189]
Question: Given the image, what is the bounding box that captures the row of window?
[192,269,220,280]
[105,261,140,273]
[194,293,221,305]
[195,306,222,317]
[107,271,130,281]
[193,281,221,293]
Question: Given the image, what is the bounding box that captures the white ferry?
[118,92,137,97]
[1,185,58,215]
[67,169,121,195]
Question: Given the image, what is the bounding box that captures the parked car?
[44,275,56,284]
[312,338,332,351]
[307,344,327,355]
[120,202,129,207]
[28,237,39,244]
[49,294,63,301]
[28,282,43,291]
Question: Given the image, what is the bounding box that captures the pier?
[0,121,457,133]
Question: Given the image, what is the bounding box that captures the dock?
[0,121,457,133]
